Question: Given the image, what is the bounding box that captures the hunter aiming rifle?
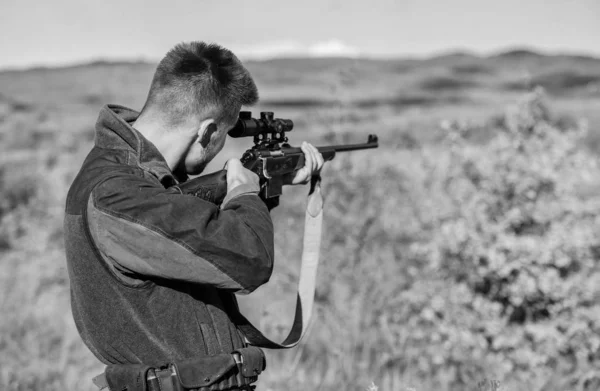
[177,111,379,349]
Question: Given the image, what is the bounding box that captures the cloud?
[233,40,305,60]
[307,39,360,58]
[233,39,361,60]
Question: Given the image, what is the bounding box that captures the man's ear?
[198,119,217,148]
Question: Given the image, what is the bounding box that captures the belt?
[93,347,264,391]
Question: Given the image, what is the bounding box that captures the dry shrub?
[400,89,600,390]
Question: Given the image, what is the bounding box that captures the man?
[64,41,324,391]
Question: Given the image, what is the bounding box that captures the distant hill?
[491,48,548,59]
[491,48,600,64]
[1,48,599,74]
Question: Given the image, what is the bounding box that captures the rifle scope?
[228,111,293,138]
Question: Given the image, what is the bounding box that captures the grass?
[1,51,600,391]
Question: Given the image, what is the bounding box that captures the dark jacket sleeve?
[85,169,274,293]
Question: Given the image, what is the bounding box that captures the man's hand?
[225,158,260,193]
[284,142,325,185]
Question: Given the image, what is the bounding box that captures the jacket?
[64,104,274,366]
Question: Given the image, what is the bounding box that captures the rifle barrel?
[321,134,378,152]
[281,134,378,155]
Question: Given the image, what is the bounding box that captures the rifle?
[178,111,379,207]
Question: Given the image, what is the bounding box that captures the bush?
[400,89,600,390]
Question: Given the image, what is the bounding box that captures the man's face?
[183,114,238,175]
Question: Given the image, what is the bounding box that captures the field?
[1,49,600,390]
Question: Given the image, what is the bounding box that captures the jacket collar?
[94,104,185,186]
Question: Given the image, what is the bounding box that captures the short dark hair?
[142,41,258,125]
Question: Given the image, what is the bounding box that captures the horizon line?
[2,45,599,73]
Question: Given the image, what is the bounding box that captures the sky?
[1,0,599,69]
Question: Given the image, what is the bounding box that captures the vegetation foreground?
[1,54,600,390]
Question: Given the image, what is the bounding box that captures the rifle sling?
[228,175,323,349]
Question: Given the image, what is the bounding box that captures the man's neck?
[132,115,195,173]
